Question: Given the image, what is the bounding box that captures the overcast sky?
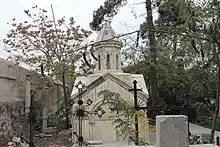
[0,0,146,59]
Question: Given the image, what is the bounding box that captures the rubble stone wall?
[0,100,24,146]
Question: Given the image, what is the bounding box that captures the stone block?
[156,115,188,147]
[128,144,218,147]
[190,144,218,147]
[88,145,104,147]
[129,144,218,147]
[87,140,103,147]
[87,140,103,145]
[201,133,212,144]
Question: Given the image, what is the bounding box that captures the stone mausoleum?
[71,21,149,143]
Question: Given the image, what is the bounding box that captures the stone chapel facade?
[71,21,149,143]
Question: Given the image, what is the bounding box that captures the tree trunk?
[210,46,220,143]
[62,72,70,129]
[145,0,159,106]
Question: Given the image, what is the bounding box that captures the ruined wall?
[0,58,63,112]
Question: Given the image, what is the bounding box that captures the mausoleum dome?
[94,21,123,73]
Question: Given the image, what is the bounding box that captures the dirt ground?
[35,136,71,147]
[33,132,156,147]
[24,129,156,147]
[33,129,72,147]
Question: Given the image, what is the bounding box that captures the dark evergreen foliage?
[89,0,127,31]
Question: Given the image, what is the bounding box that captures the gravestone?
[42,108,48,133]
[129,115,218,147]
[25,74,31,116]
[156,115,188,147]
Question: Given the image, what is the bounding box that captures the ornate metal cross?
[129,80,190,145]
[72,81,107,147]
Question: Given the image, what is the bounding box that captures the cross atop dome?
[95,18,118,42]
[104,15,113,23]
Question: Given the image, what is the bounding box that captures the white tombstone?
[127,115,219,147]
[25,74,31,116]
[156,115,188,147]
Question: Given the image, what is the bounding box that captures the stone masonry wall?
[0,100,24,146]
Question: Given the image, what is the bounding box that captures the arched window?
[116,54,119,69]
[98,55,101,70]
[106,54,110,69]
